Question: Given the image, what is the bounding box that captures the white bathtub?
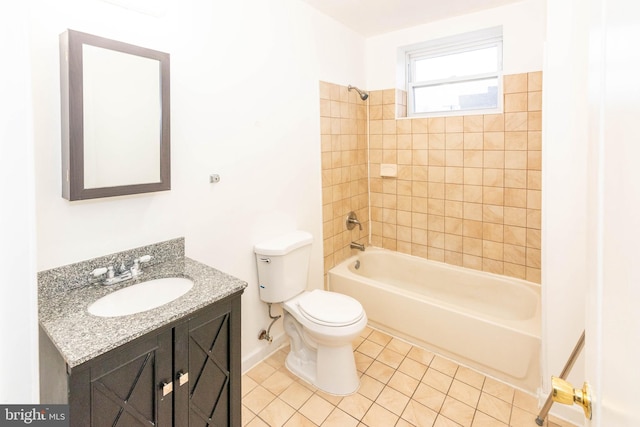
[328,247,541,392]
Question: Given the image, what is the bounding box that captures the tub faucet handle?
[346,211,363,231]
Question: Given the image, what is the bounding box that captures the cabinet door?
[174,295,241,427]
[70,328,174,427]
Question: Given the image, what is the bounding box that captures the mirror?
[60,29,170,200]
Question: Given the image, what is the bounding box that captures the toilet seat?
[296,289,364,327]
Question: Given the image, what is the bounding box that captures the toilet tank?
[254,231,313,303]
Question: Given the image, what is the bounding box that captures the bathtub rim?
[327,246,541,339]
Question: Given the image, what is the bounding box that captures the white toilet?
[254,231,367,395]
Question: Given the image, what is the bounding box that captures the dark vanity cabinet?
[40,291,242,427]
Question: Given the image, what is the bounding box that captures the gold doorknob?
[551,376,592,420]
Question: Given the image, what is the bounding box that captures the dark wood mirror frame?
[60,29,171,201]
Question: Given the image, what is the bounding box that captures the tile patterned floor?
[242,326,577,427]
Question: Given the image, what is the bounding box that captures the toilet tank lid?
[254,231,313,256]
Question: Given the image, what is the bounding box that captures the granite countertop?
[39,256,247,368]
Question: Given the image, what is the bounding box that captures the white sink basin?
[88,277,194,317]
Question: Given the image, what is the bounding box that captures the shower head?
[348,85,369,101]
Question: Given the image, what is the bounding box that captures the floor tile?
[321,407,359,427]
[365,360,396,383]
[387,337,413,355]
[357,339,384,359]
[454,366,485,390]
[241,325,579,427]
[477,392,511,424]
[377,347,404,369]
[368,329,393,346]
[279,381,314,409]
[337,392,373,420]
[375,385,410,416]
[434,414,464,427]
[440,396,475,427]
[243,385,276,415]
[482,376,515,403]
[258,398,296,427]
[388,370,420,397]
[261,370,295,395]
[397,356,428,380]
[246,362,277,383]
[298,394,334,425]
[413,382,447,412]
[471,410,508,427]
[448,379,481,408]
[361,402,400,427]
[407,345,436,365]
[357,374,385,401]
[431,356,460,377]
[283,412,316,427]
[401,399,439,427]
[423,367,454,394]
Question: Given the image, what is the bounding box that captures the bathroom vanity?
[38,239,247,427]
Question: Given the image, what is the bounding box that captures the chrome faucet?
[90,255,153,286]
[346,211,363,231]
[350,242,365,251]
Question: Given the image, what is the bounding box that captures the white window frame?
[399,27,503,117]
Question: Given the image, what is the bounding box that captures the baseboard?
[548,404,585,426]
[241,332,288,374]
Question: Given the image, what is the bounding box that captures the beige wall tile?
[463,168,483,185]
[528,91,542,111]
[428,133,445,150]
[464,151,483,168]
[463,132,483,149]
[445,116,464,133]
[483,114,504,131]
[528,111,542,131]
[428,117,445,133]
[483,151,505,169]
[320,75,543,287]
[408,118,425,134]
[463,115,484,132]
[505,93,528,112]
[528,71,543,92]
[505,112,528,131]
[504,73,528,94]
[504,225,527,246]
[505,150,528,170]
[463,254,483,270]
[446,133,464,150]
[484,132,505,150]
[463,237,483,256]
[504,262,527,280]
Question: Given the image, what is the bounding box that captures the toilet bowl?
[254,231,367,395]
[282,290,367,395]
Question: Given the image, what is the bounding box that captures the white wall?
[27,0,365,384]
[0,2,39,403]
[365,0,546,90]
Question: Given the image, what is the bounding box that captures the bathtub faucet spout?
[350,242,365,251]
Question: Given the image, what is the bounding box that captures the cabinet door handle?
[177,371,189,386]
[160,381,173,397]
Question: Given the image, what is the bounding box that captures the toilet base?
[283,312,360,396]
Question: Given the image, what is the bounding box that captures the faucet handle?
[90,267,108,277]
[137,255,153,263]
[130,255,152,278]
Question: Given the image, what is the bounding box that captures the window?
[400,27,503,117]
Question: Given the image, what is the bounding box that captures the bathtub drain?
[354,260,360,269]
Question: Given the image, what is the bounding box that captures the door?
[585,0,640,425]
[70,329,174,427]
[174,295,242,427]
